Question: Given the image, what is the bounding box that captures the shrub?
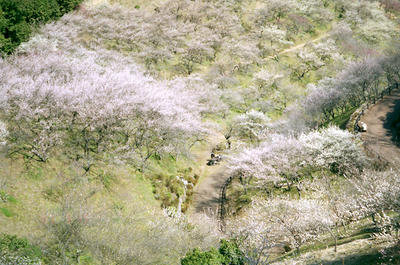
[0,234,42,265]
[181,240,244,265]
[56,0,82,14]
[218,240,245,265]
[0,207,13,217]
[181,248,222,265]
[18,0,61,24]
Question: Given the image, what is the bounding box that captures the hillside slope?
[1,0,400,264]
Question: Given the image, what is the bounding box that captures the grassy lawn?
[321,106,360,130]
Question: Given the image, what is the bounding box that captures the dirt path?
[191,163,228,214]
[360,90,400,164]
[189,33,333,215]
[265,32,331,60]
[189,32,333,215]
[188,133,229,215]
[279,32,330,55]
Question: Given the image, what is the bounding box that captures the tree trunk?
[334,237,337,253]
[286,179,291,191]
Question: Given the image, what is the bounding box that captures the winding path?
[279,32,330,55]
[360,90,400,164]
[190,31,333,216]
[190,90,400,216]
[188,133,229,215]
[191,163,228,214]
[265,32,331,60]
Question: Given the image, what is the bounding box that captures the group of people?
[207,152,222,166]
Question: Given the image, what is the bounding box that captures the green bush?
[0,190,15,203]
[56,0,82,13]
[181,240,245,265]
[182,248,222,265]
[0,234,42,264]
[0,207,13,217]
[0,0,83,56]
[19,0,61,24]
[218,240,245,265]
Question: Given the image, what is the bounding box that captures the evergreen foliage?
[0,0,82,56]
[181,240,244,265]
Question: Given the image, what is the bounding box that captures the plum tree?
[0,41,212,169]
[231,110,271,144]
[300,126,367,175]
[229,197,333,256]
[228,126,367,189]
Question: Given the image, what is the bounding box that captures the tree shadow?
[383,94,400,148]
[309,251,381,265]
[309,244,400,265]
[193,175,225,214]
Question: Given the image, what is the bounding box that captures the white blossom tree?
[0,37,214,170]
[300,126,368,175]
[229,197,333,256]
[231,110,271,143]
[228,126,368,190]
[0,121,9,146]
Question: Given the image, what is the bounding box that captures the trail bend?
[360,90,400,164]
[190,32,333,216]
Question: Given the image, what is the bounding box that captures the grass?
[90,0,348,122]
[0,191,16,203]
[148,154,198,209]
[224,170,398,264]
[273,225,372,263]
[2,1,400,263]
[0,155,160,239]
[0,207,13,217]
[327,106,359,129]
[279,239,400,265]
[271,210,400,264]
